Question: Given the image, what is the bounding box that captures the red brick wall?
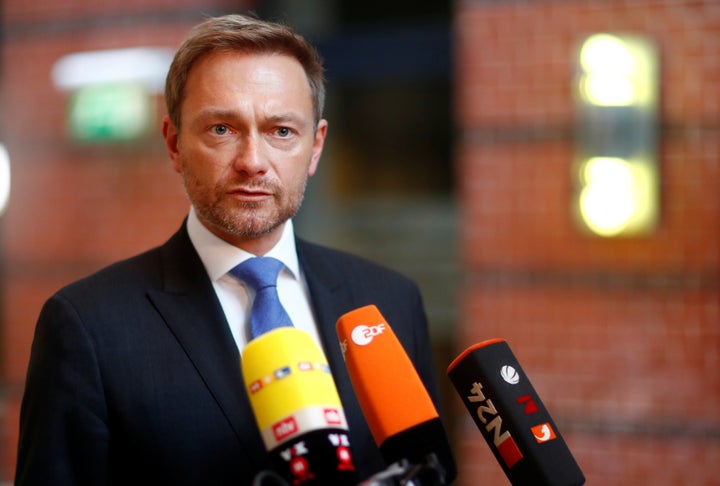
[2,1,719,484]
[0,0,251,481]
[453,1,719,485]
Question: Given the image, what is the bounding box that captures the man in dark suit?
[16,14,455,485]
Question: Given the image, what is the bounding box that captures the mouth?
[228,186,273,203]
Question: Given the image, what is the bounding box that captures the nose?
[232,133,268,176]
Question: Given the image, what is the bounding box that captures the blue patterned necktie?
[230,257,294,339]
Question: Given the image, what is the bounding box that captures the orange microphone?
[336,305,456,483]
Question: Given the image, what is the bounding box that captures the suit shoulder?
[296,238,422,302]
[55,246,164,302]
[56,225,192,300]
[298,239,411,278]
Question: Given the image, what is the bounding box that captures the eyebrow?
[194,108,310,128]
[266,113,310,128]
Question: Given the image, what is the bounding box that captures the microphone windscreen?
[242,327,357,484]
[337,305,455,481]
[336,305,439,444]
[447,338,585,486]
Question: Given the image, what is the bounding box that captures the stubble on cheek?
[186,175,306,240]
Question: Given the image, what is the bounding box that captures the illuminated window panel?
[68,84,152,142]
[52,47,173,143]
[573,34,660,237]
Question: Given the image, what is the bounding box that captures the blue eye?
[277,127,291,137]
[212,125,229,135]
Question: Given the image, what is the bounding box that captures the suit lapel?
[147,225,268,467]
[295,239,364,419]
[296,240,348,369]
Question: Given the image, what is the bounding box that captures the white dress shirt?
[185,207,322,355]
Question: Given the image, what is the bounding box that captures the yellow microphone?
[242,327,357,485]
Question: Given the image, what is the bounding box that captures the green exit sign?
[68,83,153,142]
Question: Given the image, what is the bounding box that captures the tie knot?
[230,257,285,291]
[229,256,293,339]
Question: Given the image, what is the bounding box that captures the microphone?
[336,305,456,484]
[242,327,358,485]
[447,338,585,486]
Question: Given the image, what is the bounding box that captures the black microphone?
[447,338,585,486]
[242,327,358,485]
[336,305,456,485]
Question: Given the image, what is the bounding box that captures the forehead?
[182,50,313,115]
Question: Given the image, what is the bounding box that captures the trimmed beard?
[184,175,308,242]
[198,196,302,240]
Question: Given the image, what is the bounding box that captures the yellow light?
[577,34,656,107]
[580,73,636,106]
[578,157,635,236]
[577,157,657,237]
[580,34,635,73]
[579,34,636,106]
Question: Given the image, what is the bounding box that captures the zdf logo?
[350,323,386,346]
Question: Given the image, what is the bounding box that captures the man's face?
[163,50,327,254]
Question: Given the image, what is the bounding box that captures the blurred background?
[0,0,717,484]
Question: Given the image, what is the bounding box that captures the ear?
[308,119,328,177]
[162,116,181,173]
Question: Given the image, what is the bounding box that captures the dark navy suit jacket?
[16,222,451,485]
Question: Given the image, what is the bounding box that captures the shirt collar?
[186,206,300,281]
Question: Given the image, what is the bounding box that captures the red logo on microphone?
[336,445,355,471]
[517,394,539,415]
[324,407,342,425]
[531,423,557,443]
[273,417,298,441]
[249,380,263,394]
[497,436,523,469]
[289,455,314,482]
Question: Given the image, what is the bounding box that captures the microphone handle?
[267,427,356,485]
[359,453,447,486]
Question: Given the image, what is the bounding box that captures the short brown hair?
[165,14,326,130]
